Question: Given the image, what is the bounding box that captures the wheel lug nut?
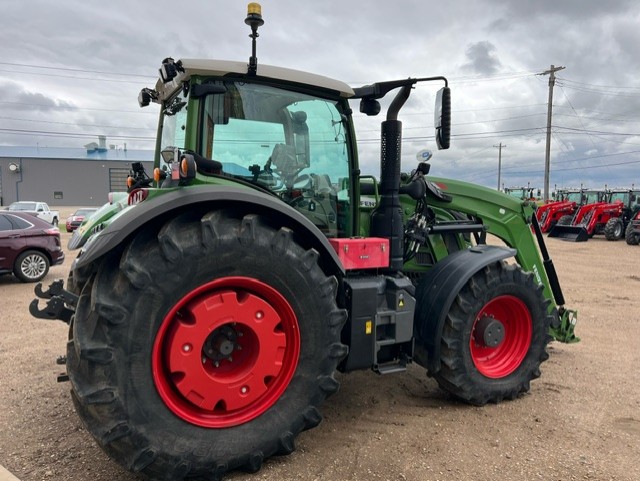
[255,311,264,320]
[240,386,248,394]
[182,344,192,352]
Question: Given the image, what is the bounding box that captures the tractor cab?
[151,71,356,238]
[135,58,453,243]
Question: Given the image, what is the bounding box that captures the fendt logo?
[128,189,149,205]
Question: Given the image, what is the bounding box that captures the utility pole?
[540,64,565,202]
[494,142,506,190]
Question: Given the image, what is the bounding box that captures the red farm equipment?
[548,189,638,242]
[536,188,585,233]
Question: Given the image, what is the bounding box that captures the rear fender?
[74,185,345,276]
[414,244,516,375]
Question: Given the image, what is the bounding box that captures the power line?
[558,77,640,91]
[0,101,157,114]
[0,62,156,79]
[0,127,154,141]
[0,116,155,131]
[0,69,151,84]
[552,126,640,136]
[498,157,640,175]
[556,81,640,98]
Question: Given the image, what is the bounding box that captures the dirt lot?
[1,209,639,481]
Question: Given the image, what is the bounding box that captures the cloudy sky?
[2,0,640,192]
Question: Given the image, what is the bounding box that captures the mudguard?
[74,185,345,275]
[414,244,516,375]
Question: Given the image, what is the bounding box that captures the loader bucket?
[547,225,589,242]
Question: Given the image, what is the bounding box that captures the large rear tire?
[428,262,551,406]
[66,210,347,480]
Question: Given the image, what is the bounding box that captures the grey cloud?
[462,41,502,75]
[492,0,635,19]
[0,82,77,112]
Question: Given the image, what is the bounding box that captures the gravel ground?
[1,208,639,481]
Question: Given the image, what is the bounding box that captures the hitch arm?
[30,279,79,324]
[34,279,79,304]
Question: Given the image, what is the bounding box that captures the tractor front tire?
[626,222,640,245]
[604,217,624,241]
[556,215,572,226]
[428,262,551,406]
[66,210,347,480]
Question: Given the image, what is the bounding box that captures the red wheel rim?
[470,295,532,379]
[152,277,300,428]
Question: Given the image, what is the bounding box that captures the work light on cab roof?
[138,3,264,107]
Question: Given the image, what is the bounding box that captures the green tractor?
[30,4,577,480]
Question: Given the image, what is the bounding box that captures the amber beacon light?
[246,3,263,22]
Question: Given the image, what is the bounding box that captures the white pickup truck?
[7,201,60,226]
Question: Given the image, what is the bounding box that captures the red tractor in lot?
[549,189,638,242]
[536,188,589,233]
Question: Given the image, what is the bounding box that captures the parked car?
[0,211,65,282]
[65,207,98,232]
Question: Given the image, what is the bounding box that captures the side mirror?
[359,98,381,116]
[435,87,451,150]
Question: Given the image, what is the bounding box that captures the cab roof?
[156,59,354,101]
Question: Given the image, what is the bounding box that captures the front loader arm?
[424,177,578,342]
[425,178,546,282]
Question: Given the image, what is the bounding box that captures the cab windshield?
[610,192,629,204]
[160,80,352,237]
[585,192,601,204]
[565,192,582,203]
